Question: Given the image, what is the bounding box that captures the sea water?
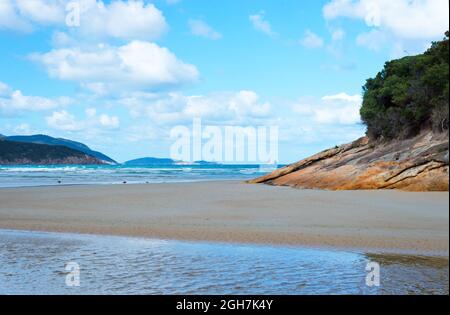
[0,230,448,295]
[0,164,269,188]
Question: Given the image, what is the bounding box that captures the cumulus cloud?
[0,0,33,31]
[77,0,167,41]
[293,92,362,125]
[324,0,448,39]
[249,11,276,37]
[317,93,362,124]
[301,30,324,48]
[323,0,449,54]
[30,41,199,92]
[0,0,167,41]
[0,0,67,31]
[0,81,71,115]
[276,92,366,152]
[188,19,222,40]
[121,90,272,125]
[46,110,84,131]
[46,109,120,131]
[15,0,66,25]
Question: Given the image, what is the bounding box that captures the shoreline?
[2,178,450,191]
[0,181,448,256]
[0,178,243,189]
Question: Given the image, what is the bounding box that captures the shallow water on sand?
[0,230,448,295]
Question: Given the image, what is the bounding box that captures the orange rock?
[249,132,449,191]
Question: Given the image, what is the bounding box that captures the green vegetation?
[0,140,98,164]
[5,134,117,164]
[360,32,449,140]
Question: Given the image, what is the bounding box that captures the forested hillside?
[361,32,449,140]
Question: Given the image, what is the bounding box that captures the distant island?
[0,134,116,165]
[250,32,449,191]
[0,134,220,166]
[124,157,175,166]
[124,157,218,166]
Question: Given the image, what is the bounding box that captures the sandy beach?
[0,181,448,255]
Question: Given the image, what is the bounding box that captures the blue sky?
[0,0,448,163]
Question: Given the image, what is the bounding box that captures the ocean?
[0,229,448,295]
[0,164,270,188]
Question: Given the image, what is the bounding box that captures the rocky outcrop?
[249,132,449,191]
[0,140,105,165]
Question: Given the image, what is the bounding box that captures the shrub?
[360,32,449,140]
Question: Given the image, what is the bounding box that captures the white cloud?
[77,0,167,41]
[323,0,449,54]
[0,0,68,31]
[301,30,324,48]
[229,91,271,118]
[121,90,272,125]
[0,0,32,31]
[46,109,120,131]
[249,11,276,37]
[280,92,365,152]
[324,0,448,39]
[0,81,71,115]
[15,0,66,25]
[188,19,222,40]
[0,0,167,41]
[318,93,362,124]
[30,41,199,92]
[46,110,84,131]
[293,92,362,125]
[99,114,120,128]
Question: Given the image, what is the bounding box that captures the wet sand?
[0,181,448,255]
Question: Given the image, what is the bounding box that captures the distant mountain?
[5,134,117,164]
[124,157,175,166]
[124,157,218,166]
[0,140,105,165]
